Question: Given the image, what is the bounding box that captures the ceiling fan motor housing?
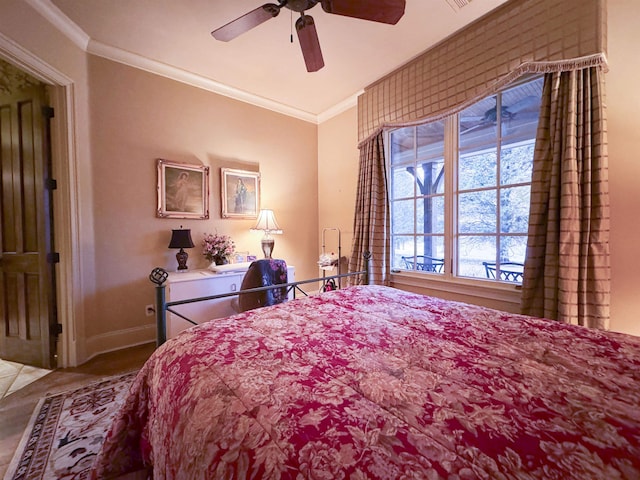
[285,0,319,13]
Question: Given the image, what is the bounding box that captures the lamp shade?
[251,209,283,234]
[251,209,282,259]
[168,228,195,249]
[168,227,194,272]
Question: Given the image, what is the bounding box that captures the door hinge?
[50,323,63,336]
[42,106,54,119]
[48,252,60,264]
[46,178,57,190]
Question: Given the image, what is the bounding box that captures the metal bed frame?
[149,252,371,346]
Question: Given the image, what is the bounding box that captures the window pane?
[459,95,498,150]
[416,159,445,194]
[390,127,414,161]
[416,121,445,158]
[499,236,527,264]
[434,196,445,233]
[458,236,496,279]
[459,151,496,190]
[500,77,543,143]
[391,166,416,199]
[417,195,444,234]
[458,190,497,233]
[501,143,534,185]
[391,199,414,234]
[392,235,415,269]
[417,235,444,258]
[500,186,530,233]
[402,236,444,273]
[407,159,445,196]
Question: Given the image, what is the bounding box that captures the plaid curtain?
[348,132,390,285]
[521,67,610,329]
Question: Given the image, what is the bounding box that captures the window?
[389,76,543,284]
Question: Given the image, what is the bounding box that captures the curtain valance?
[357,0,607,146]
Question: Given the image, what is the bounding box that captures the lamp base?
[261,238,275,259]
[176,248,189,271]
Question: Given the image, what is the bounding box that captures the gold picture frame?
[157,159,209,219]
[221,168,260,219]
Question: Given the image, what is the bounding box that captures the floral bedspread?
[92,285,640,479]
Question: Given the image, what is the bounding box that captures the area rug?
[4,372,137,480]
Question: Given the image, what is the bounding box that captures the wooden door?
[0,65,57,369]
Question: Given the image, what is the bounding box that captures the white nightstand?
[165,265,295,339]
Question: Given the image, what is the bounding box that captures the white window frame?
[387,79,540,303]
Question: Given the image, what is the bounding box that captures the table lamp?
[168,227,195,271]
[251,209,283,258]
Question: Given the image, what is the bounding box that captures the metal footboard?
[149,252,371,346]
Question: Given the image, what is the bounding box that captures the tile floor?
[0,359,51,400]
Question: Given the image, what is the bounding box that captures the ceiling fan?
[211,0,406,72]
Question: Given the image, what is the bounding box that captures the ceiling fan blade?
[320,0,405,25]
[296,15,324,72]
[212,4,281,42]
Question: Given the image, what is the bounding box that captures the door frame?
[0,32,82,367]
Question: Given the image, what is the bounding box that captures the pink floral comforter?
[93,285,640,479]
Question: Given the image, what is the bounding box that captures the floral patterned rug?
[4,372,136,480]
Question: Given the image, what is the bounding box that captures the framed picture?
[221,168,260,219]
[157,159,209,219]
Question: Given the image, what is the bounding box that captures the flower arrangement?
[202,233,235,265]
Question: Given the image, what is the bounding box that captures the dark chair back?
[401,255,444,273]
[238,259,288,312]
[482,261,524,282]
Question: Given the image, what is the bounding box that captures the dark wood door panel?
[0,63,55,369]
[2,273,47,358]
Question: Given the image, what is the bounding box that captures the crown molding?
[87,40,318,124]
[26,0,90,51]
[317,92,361,123]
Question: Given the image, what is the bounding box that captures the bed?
[92,284,640,479]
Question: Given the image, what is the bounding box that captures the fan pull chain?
[290,9,293,43]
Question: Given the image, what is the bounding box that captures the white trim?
[317,91,361,123]
[84,324,156,361]
[24,0,90,51]
[50,84,83,368]
[391,272,522,309]
[87,40,318,124]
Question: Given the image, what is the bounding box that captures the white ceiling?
[40,0,509,122]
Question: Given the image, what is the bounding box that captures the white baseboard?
[84,324,156,363]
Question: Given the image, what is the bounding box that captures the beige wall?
[86,56,319,347]
[607,0,640,336]
[318,108,358,265]
[318,1,640,337]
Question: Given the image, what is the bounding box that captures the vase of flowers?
[202,233,235,267]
